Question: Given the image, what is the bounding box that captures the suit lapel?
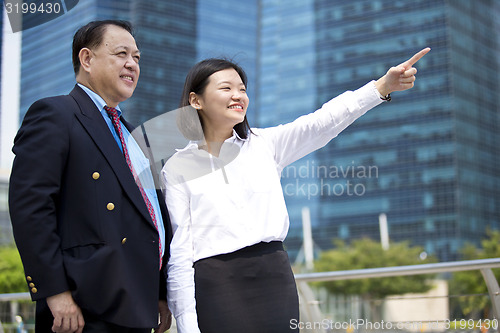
[69,85,156,228]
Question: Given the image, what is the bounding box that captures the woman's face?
[190,68,249,135]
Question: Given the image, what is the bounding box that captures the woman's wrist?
[374,76,391,98]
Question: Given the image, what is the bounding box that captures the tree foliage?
[449,230,500,318]
[0,246,27,293]
[314,238,436,299]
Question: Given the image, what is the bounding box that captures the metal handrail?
[0,292,30,302]
[1,258,499,299]
[294,257,500,282]
[294,257,500,332]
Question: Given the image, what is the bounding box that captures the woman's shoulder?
[248,125,285,142]
[249,126,277,138]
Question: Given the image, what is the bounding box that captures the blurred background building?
[0,0,499,262]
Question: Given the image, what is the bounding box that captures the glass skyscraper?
[9,0,500,262]
[260,0,500,262]
[312,0,500,262]
[196,0,259,121]
[125,0,197,124]
[256,0,323,260]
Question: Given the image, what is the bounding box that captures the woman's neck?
[201,127,233,157]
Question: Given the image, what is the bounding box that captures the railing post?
[480,268,500,331]
[10,300,19,326]
[297,281,327,333]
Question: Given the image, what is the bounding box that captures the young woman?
[162,48,430,333]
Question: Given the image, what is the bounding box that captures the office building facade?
[262,0,500,262]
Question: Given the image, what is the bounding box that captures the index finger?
[400,47,431,68]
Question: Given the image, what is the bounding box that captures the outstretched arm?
[261,47,431,169]
[375,47,431,97]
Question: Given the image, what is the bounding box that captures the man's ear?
[189,92,202,110]
[79,48,93,73]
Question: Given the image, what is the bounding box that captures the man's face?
[87,25,140,107]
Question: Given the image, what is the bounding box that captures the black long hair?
[179,58,252,139]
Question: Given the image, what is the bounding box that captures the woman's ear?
[189,92,202,110]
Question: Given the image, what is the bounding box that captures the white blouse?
[161,81,383,332]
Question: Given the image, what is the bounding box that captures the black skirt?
[194,241,299,333]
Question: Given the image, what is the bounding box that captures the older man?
[9,20,171,333]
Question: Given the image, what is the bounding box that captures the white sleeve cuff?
[175,311,201,333]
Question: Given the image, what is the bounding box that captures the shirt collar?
[78,83,122,117]
[175,129,249,153]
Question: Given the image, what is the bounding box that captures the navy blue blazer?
[9,85,171,328]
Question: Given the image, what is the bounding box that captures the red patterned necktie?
[104,106,162,270]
